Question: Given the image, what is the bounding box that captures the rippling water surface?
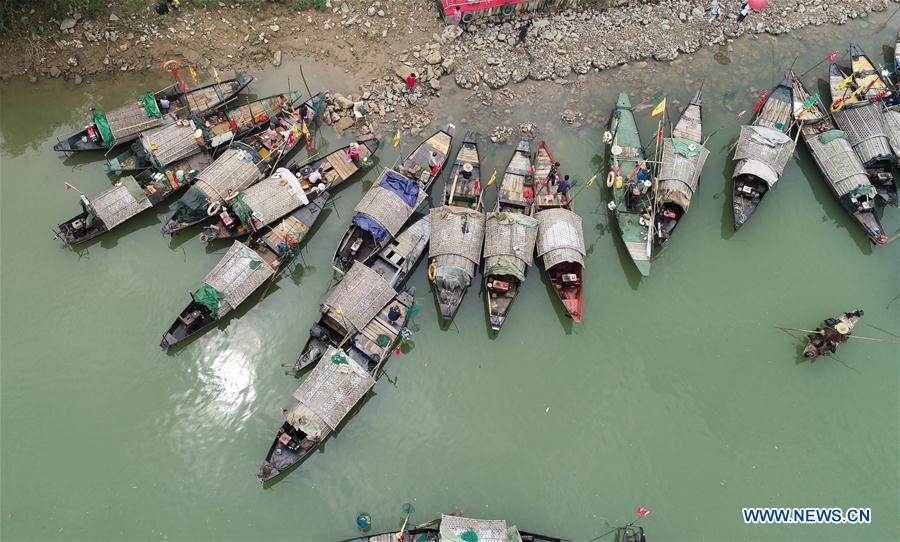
[2,13,898,542]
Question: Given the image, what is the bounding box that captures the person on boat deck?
[308,167,324,184]
[298,103,310,122]
[261,124,280,144]
[547,161,560,185]
[387,304,402,323]
[625,184,642,210]
[636,161,650,182]
[558,175,571,195]
[347,142,362,165]
[428,151,440,169]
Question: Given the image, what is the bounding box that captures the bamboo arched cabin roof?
[482,211,539,281]
[323,262,398,333]
[733,126,795,187]
[535,207,585,270]
[202,241,276,318]
[353,169,427,237]
[429,206,486,269]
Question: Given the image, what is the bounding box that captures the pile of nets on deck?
[192,284,224,316]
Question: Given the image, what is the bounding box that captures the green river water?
[2,12,899,542]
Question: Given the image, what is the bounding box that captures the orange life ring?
[162,60,180,73]
[427,260,436,281]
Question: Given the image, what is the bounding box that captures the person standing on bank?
[708,0,721,22]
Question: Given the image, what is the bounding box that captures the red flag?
[395,346,401,355]
[736,110,746,120]
[287,132,294,145]
[529,165,535,174]
[64,182,73,191]
[181,81,189,91]
[827,50,837,63]
[473,179,480,192]
[637,507,649,517]
[871,91,887,102]
[656,130,663,141]
[431,163,440,176]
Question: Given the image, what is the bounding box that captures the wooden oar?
[775,326,900,344]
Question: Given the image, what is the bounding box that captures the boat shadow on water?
[718,134,741,242]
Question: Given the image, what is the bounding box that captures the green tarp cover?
[819,130,848,145]
[92,111,114,148]
[493,212,539,228]
[486,257,526,282]
[228,193,254,229]
[169,185,211,223]
[122,176,148,202]
[671,137,705,158]
[140,91,162,118]
[435,265,470,291]
[193,284,224,316]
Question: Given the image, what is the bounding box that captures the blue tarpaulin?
[352,212,389,244]
[379,170,419,207]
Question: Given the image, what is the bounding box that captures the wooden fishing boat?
[790,71,888,244]
[731,75,796,227]
[200,137,378,243]
[483,139,538,332]
[654,90,709,246]
[895,28,900,78]
[607,92,653,275]
[533,140,585,322]
[258,218,429,483]
[850,43,892,100]
[105,91,304,175]
[802,309,864,358]
[160,193,330,350]
[428,132,486,322]
[53,73,253,153]
[341,514,571,542]
[828,62,897,206]
[160,93,324,235]
[332,125,454,276]
[55,157,212,245]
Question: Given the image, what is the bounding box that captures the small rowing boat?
[340,514,571,542]
[53,72,253,153]
[655,90,709,246]
[332,125,454,276]
[829,61,896,206]
[483,139,538,331]
[160,93,324,235]
[790,70,888,244]
[160,192,330,349]
[429,132,486,322]
[607,92,653,275]
[200,137,378,243]
[731,75,796,227]
[802,309,864,358]
[105,91,304,175]
[258,217,429,483]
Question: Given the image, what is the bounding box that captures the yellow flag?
[393,129,400,149]
[301,120,309,136]
[213,67,221,84]
[485,168,497,187]
[835,75,853,90]
[586,174,597,188]
[291,122,300,136]
[189,66,198,83]
[335,305,343,317]
[651,98,666,118]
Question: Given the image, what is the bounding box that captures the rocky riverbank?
[1,0,895,137]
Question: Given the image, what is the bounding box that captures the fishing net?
[376,334,391,347]
[486,257,526,282]
[330,350,348,364]
[169,185,210,223]
[402,503,415,515]
[140,91,162,118]
[434,266,470,292]
[460,530,478,542]
[193,284,224,316]
[671,137,705,158]
[228,193,254,229]
[818,130,848,144]
[92,111,114,147]
[405,305,421,321]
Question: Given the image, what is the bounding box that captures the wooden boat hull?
[484,139,536,332]
[732,76,796,228]
[332,125,455,276]
[608,92,652,275]
[548,262,583,322]
[341,525,570,542]
[199,137,378,243]
[535,206,585,322]
[53,74,253,153]
[802,310,863,358]
[533,139,569,210]
[161,194,329,349]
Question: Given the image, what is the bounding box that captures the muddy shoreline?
[1,0,896,136]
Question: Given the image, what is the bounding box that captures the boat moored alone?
[161,93,324,235]
[200,137,378,243]
[791,70,888,244]
[341,514,571,542]
[483,139,538,331]
[803,309,864,358]
[828,62,897,206]
[731,75,796,227]
[53,72,253,153]
[606,92,653,275]
[429,132,486,322]
[160,193,329,349]
[332,125,454,276]
[654,90,709,245]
